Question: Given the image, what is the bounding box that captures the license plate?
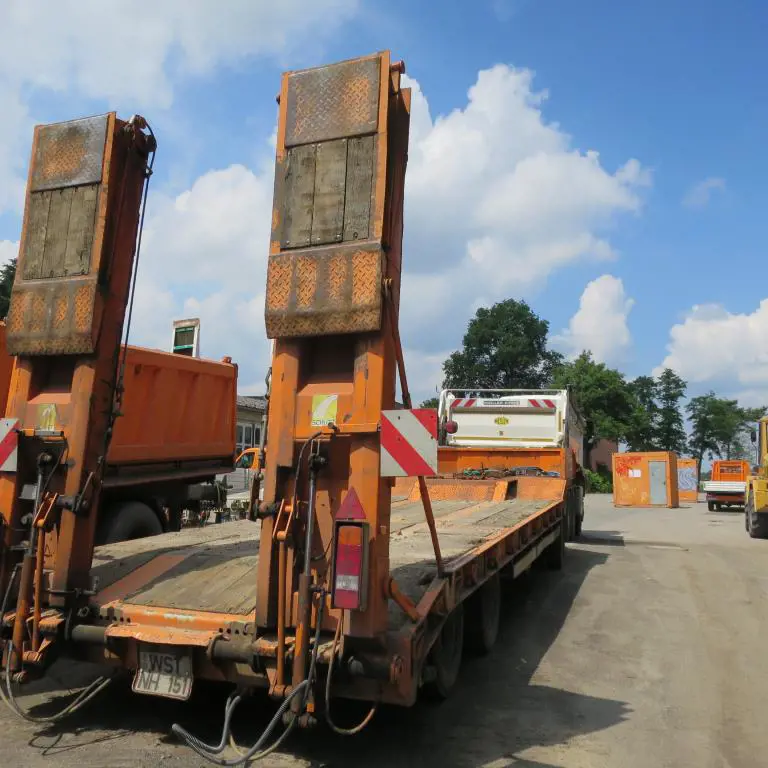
[132,646,193,701]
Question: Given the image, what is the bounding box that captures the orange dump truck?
[1,54,576,760]
[703,459,751,511]
[0,323,236,544]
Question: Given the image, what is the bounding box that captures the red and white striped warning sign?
[380,409,438,478]
[0,419,19,473]
[452,397,556,409]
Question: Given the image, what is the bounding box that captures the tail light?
[445,420,458,434]
[331,522,368,611]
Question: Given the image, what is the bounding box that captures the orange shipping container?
[612,451,679,508]
[676,457,699,503]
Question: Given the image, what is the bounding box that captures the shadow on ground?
[18,546,628,767]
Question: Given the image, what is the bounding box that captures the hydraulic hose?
[0,640,114,723]
[172,593,326,766]
[324,617,378,736]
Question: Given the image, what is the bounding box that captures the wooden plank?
[343,136,374,242]
[41,187,74,278]
[281,144,316,249]
[311,139,347,246]
[22,191,52,280]
[63,184,98,276]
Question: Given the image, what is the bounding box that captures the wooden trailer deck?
[88,494,556,631]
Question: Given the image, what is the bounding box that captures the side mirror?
[751,429,757,444]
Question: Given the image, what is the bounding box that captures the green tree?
[442,299,563,390]
[687,393,765,471]
[551,351,635,464]
[687,393,720,472]
[0,257,16,318]
[625,375,658,451]
[420,397,439,409]
[655,368,687,453]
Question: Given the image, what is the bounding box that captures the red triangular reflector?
[336,487,366,521]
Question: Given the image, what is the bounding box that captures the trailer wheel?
[96,501,163,545]
[573,486,584,538]
[465,573,501,655]
[422,604,464,701]
[546,517,566,571]
[746,493,768,539]
[708,501,715,512]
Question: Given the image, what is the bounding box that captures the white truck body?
[437,389,585,467]
[702,480,746,494]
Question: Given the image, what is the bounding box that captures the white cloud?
[682,177,725,209]
[398,66,648,397]
[0,0,358,218]
[0,241,18,267]
[127,64,649,399]
[0,1,357,108]
[656,301,768,393]
[553,275,634,364]
[128,163,274,382]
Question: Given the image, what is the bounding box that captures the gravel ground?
[2,495,767,767]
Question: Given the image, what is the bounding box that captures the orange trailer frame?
[1,55,573,756]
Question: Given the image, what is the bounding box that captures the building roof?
[237,395,267,411]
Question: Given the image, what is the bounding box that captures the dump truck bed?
[107,345,236,467]
[88,493,556,634]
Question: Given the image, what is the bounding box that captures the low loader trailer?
[1,52,575,762]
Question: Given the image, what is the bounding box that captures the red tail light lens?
[445,420,458,434]
[332,523,368,611]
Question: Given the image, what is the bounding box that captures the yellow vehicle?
[745,418,768,538]
[234,446,261,469]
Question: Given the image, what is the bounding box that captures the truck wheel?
[465,573,501,655]
[546,517,566,571]
[746,494,768,539]
[573,487,584,538]
[422,604,464,701]
[96,501,163,545]
[708,501,715,512]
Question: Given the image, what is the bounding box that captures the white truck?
[437,388,587,536]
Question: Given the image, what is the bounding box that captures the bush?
[585,468,612,494]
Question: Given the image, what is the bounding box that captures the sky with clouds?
[0,0,766,404]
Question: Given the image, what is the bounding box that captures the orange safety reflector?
[337,524,363,548]
[332,522,367,611]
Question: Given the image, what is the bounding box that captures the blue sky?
[0,0,766,403]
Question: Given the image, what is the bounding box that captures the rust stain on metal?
[105,624,215,646]
[265,244,383,338]
[284,56,380,147]
[31,114,108,192]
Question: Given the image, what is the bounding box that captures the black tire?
[546,516,566,570]
[465,573,501,655]
[708,501,715,512]
[573,486,584,538]
[746,493,768,539]
[96,501,163,545]
[715,503,722,512]
[422,604,464,700]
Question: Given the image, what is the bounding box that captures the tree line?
[422,298,764,473]
[1,254,760,474]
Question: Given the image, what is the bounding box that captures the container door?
[650,461,667,505]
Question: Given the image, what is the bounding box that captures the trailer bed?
[89,495,555,631]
